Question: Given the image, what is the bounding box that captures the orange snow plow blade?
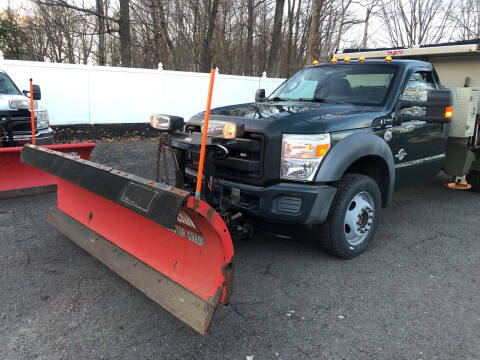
[0,143,95,200]
[20,144,234,334]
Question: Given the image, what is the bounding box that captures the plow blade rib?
[0,143,95,200]
[21,144,234,334]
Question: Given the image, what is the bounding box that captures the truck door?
[389,71,447,188]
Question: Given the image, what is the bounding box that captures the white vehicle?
[0,69,53,147]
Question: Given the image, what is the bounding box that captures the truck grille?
[0,110,36,134]
[185,127,264,183]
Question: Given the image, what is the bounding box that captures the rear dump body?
[0,143,95,199]
[20,144,234,334]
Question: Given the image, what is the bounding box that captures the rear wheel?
[316,173,382,259]
[467,170,480,193]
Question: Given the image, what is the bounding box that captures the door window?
[400,72,435,116]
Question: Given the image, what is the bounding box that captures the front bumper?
[208,175,337,224]
[13,127,54,146]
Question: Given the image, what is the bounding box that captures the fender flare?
[315,132,395,205]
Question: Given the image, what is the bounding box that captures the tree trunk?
[286,0,296,76]
[200,0,220,72]
[118,0,131,67]
[307,0,322,64]
[267,0,285,77]
[334,0,352,53]
[361,7,371,48]
[292,0,302,66]
[151,0,162,66]
[246,0,254,76]
[157,0,174,68]
[96,0,106,65]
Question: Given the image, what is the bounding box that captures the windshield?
[270,64,399,106]
[0,72,21,95]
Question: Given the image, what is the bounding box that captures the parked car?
[0,69,53,147]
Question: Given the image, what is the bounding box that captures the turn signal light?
[204,120,238,139]
[223,122,237,139]
[445,106,453,118]
[315,144,330,157]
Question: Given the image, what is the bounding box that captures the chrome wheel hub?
[344,191,375,246]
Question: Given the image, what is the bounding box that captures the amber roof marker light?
[385,55,392,62]
[358,56,365,62]
[330,57,337,63]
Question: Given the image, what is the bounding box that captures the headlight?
[35,110,49,129]
[201,120,238,139]
[281,134,330,181]
[9,99,38,110]
[150,114,184,132]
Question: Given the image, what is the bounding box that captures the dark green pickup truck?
[152,59,480,259]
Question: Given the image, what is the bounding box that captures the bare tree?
[97,0,106,65]
[6,0,455,78]
[199,0,220,71]
[118,0,131,66]
[449,0,480,39]
[307,0,323,63]
[333,0,364,52]
[267,0,285,77]
[35,0,132,66]
[246,0,255,75]
[361,0,380,47]
[379,0,455,47]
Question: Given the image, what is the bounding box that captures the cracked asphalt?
[1,141,480,360]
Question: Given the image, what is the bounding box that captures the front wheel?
[316,173,382,259]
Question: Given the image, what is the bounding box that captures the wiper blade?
[298,97,350,105]
[267,96,288,101]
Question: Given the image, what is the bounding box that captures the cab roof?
[305,59,432,70]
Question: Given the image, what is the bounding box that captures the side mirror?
[255,89,265,102]
[22,85,42,100]
[395,89,452,124]
[32,85,41,100]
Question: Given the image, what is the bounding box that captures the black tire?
[316,173,382,259]
[467,170,480,193]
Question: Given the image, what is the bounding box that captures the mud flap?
[0,143,95,200]
[21,144,234,334]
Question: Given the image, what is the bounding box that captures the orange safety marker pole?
[195,64,216,200]
[29,78,36,144]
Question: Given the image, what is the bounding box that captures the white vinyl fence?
[0,59,285,126]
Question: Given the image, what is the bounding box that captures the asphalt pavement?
[1,141,479,360]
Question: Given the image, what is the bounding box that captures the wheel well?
[344,155,390,206]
